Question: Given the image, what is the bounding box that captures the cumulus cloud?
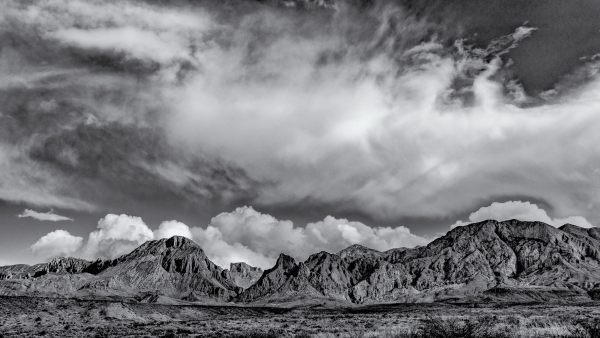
[68,215,195,260]
[31,207,430,269]
[191,206,431,269]
[83,214,154,260]
[30,230,83,260]
[153,220,193,240]
[17,209,73,222]
[451,201,595,229]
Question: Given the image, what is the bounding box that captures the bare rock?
[80,236,242,301]
[229,262,263,289]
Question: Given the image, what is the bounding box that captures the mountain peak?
[230,262,262,274]
[125,236,204,260]
[164,236,197,248]
[6,219,600,304]
[560,223,599,239]
[560,223,588,233]
[229,263,263,289]
[274,253,297,271]
[336,244,381,260]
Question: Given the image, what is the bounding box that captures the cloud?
[153,220,193,240]
[305,216,431,252]
[49,27,192,65]
[163,11,600,225]
[17,209,73,222]
[191,206,431,269]
[2,0,600,232]
[30,230,83,260]
[451,201,595,229]
[83,214,154,260]
[77,215,193,260]
[0,0,253,213]
[32,207,430,269]
[0,146,97,211]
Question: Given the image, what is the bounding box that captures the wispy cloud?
[18,209,73,222]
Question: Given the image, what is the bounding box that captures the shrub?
[226,329,287,338]
[575,318,600,338]
[417,315,513,338]
[293,332,313,338]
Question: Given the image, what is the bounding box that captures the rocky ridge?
[240,220,600,304]
[2,220,600,304]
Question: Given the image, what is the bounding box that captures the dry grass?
[1,297,600,337]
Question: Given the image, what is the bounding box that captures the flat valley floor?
[1,297,600,338]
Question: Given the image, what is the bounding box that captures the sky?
[1,0,600,269]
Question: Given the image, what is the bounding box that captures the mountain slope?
[1,220,600,304]
[79,236,242,300]
[0,236,243,301]
[360,220,600,303]
[240,220,600,304]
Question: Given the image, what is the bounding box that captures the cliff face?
[229,262,263,289]
[237,254,316,302]
[2,220,600,304]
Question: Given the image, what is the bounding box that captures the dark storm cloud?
[1,0,600,235]
[0,65,255,209]
[0,0,257,211]
[30,122,255,202]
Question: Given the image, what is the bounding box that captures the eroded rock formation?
[2,220,600,304]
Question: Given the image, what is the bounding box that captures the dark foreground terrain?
[2,297,600,338]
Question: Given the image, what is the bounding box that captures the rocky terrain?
[1,296,600,338]
[2,220,600,305]
[229,262,263,289]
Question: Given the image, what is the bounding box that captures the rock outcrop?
[229,262,263,289]
[237,254,319,302]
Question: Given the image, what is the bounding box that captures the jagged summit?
[230,262,261,273]
[229,262,263,289]
[45,257,91,273]
[336,244,381,260]
[273,253,298,270]
[128,235,204,257]
[558,223,600,238]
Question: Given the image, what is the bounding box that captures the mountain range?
[2,220,600,304]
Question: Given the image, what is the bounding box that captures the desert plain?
[2,296,600,338]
